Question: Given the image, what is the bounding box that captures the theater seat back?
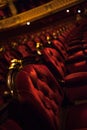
[15,64,64,130]
[42,47,66,80]
[52,39,68,60]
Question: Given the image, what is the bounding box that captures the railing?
[0,0,85,30]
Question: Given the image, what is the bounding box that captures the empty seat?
[10,64,64,130]
[42,47,87,74]
[7,62,87,130]
[41,47,87,102]
[51,39,86,64]
[15,44,31,58]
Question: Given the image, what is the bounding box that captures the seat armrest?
[64,72,87,86]
[67,46,82,55]
[65,55,86,64]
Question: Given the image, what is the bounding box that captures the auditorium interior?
[0,0,87,130]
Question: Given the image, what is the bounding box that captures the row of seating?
[0,18,87,130]
[39,18,87,102]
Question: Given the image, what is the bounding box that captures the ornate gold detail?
[9,59,23,70]
[0,0,84,30]
[0,0,7,8]
[36,42,43,49]
[11,41,18,49]
[36,42,43,55]
[0,46,5,54]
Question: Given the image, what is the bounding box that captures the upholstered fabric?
[16,45,30,58]
[42,47,87,102]
[42,47,66,80]
[42,47,87,74]
[4,50,21,63]
[52,39,86,64]
[67,60,87,73]
[65,72,87,85]
[26,41,36,52]
[15,64,64,130]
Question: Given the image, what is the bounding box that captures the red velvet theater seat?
[1,44,22,64]
[26,40,37,53]
[57,27,84,48]
[14,64,64,130]
[41,47,87,103]
[42,47,87,74]
[40,29,85,56]
[40,33,84,57]
[3,50,22,64]
[51,39,86,63]
[15,44,31,58]
[9,62,87,130]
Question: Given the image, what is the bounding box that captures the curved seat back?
[14,64,64,130]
